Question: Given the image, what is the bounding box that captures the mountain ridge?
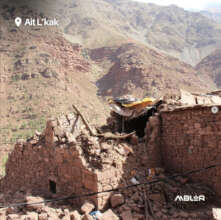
[16,0,221,66]
[92,43,215,98]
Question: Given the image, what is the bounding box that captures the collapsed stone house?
[1,89,221,210]
[0,112,131,209]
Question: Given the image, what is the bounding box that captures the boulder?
[7,214,20,220]
[24,212,38,220]
[110,194,124,208]
[101,209,119,220]
[82,214,93,220]
[81,201,95,214]
[38,213,48,220]
[149,193,166,204]
[47,214,60,220]
[6,207,19,215]
[64,208,70,217]
[70,210,81,220]
[61,216,71,220]
[120,210,133,220]
[26,196,45,212]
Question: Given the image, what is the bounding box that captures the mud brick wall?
[160,105,221,195]
[1,140,99,207]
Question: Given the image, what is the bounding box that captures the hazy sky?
[132,0,221,10]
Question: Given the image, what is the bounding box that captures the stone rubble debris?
[1,89,221,219]
[0,170,216,219]
[110,194,125,208]
[81,201,95,214]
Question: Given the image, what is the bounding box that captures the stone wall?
[160,105,221,196]
[0,113,126,209]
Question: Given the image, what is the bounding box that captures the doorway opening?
[49,180,57,194]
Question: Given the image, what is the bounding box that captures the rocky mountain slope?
[0,0,219,147]
[23,0,221,65]
[1,0,219,152]
[0,3,108,147]
[196,49,221,88]
[91,43,215,98]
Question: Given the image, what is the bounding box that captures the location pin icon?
[15,17,22,27]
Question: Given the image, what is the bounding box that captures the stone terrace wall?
[160,105,221,196]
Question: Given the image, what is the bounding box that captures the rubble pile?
[0,194,121,220]
[159,89,221,110]
[113,176,215,220]
[0,172,216,219]
[0,111,143,209]
[1,90,221,219]
[76,132,133,171]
